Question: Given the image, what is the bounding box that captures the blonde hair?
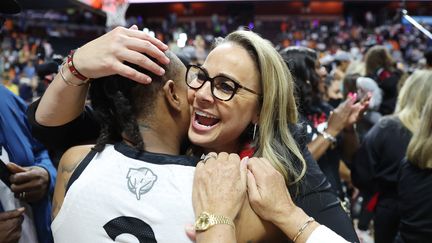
[395,70,432,133]
[219,30,306,185]
[407,94,432,169]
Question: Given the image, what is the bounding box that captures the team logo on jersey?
[126,167,158,200]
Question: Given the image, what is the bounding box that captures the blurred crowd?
[0,18,58,103]
[127,12,431,73]
[2,10,431,105]
[1,8,432,242]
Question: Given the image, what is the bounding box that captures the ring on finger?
[201,153,217,164]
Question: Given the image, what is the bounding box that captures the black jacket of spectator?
[394,159,432,243]
[368,69,402,116]
[352,116,411,195]
[352,116,412,243]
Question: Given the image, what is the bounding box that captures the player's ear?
[163,80,182,112]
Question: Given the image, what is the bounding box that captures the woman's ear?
[252,112,260,125]
[163,80,182,112]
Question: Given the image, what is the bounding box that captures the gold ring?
[201,153,217,164]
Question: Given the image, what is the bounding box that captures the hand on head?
[7,162,50,203]
[72,25,170,84]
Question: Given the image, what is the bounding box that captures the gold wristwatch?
[194,212,235,231]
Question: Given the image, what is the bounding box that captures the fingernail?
[348,92,353,98]
[185,224,194,231]
[159,68,165,75]
[146,77,152,83]
[164,57,170,64]
[241,156,249,165]
[352,93,357,100]
[17,207,25,212]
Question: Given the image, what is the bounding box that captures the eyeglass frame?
[185,64,262,101]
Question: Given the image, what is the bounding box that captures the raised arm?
[34,25,169,127]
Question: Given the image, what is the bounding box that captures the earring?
[252,123,258,141]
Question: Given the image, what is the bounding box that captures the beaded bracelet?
[292,217,315,243]
[67,49,90,82]
[59,61,90,87]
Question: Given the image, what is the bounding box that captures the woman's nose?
[195,81,214,103]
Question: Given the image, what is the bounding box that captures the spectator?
[364,45,403,115]
[0,85,56,243]
[395,91,432,243]
[0,2,56,243]
[352,69,432,243]
[280,46,367,203]
[2,73,18,95]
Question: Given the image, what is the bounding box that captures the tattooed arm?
[52,145,93,220]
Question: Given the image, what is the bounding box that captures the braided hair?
[279,46,321,116]
[89,52,181,152]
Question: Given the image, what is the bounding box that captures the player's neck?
[137,118,182,156]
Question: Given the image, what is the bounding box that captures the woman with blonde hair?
[29,28,357,242]
[187,30,358,242]
[352,69,432,243]
[395,93,432,243]
[187,32,305,184]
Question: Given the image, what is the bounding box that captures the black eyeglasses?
[185,64,261,101]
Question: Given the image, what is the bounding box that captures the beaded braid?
[89,75,144,152]
[89,52,181,153]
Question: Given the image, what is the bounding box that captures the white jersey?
[52,143,196,243]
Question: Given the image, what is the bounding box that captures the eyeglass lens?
[187,66,237,100]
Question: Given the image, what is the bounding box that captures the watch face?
[195,212,210,231]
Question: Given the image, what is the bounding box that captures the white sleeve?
[306,225,350,243]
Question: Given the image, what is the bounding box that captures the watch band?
[210,214,235,228]
[194,211,235,231]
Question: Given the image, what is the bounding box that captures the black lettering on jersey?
[104,216,156,243]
